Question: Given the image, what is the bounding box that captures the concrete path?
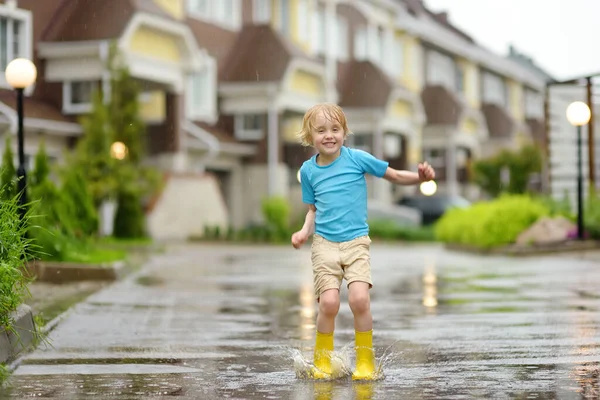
[2,242,600,399]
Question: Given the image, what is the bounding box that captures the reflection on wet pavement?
[2,243,600,399]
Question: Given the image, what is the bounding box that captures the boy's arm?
[291,204,316,249]
[383,168,420,185]
[383,162,435,185]
[299,204,316,236]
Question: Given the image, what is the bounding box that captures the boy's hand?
[418,162,435,182]
[291,231,309,249]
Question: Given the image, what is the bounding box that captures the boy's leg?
[348,282,375,380]
[313,289,340,379]
[311,235,343,379]
[341,236,376,381]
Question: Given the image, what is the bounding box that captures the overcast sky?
[424,0,600,81]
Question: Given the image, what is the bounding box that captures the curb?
[445,240,600,256]
[0,305,35,365]
[25,260,129,283]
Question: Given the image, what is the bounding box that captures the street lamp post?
[5,58,37,222]
[566,101,592,240]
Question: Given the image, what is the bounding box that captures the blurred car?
[397,194,471,225]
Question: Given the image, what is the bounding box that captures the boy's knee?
[349,291,370,315]
[318,291,340,316]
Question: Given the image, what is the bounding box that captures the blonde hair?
[297,103,352,147]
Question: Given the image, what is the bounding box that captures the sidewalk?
[3,243,600,399]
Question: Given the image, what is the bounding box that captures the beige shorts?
[310,234,373,299]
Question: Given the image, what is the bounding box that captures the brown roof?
[337,61,393,108]
[41,0,136,42]
[186,18,239,66]
[193,121,238,144]
[220,25,307,83]
[0,89,75,123]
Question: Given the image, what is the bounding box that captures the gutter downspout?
[182,120,220,172]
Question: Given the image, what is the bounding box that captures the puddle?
[135,276,165,287]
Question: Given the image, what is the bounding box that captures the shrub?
[0,187,34,332]
[472,144,543,197]
[61,167,98,237]
[0,136,16,201]
[368,220,436,242]
[261,196,291,242]
[585,188,600,239]
[113,190,146,239]
[434,194,550,249]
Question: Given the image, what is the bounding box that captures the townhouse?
[0,0,551,240]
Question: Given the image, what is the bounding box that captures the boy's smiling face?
[311,110,345,162]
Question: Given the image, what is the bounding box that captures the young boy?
[291,103,435,381]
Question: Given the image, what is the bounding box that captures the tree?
[471,144,543,198]
[67,41,159,238]
[0,136,16,200]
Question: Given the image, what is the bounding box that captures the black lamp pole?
[576,124,584,240]
[15,87,27,222]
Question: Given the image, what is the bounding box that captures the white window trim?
[0,4,32,91]
[62,81,94,114]
[185,57,217,123]
[187,0,242,31]
[253,0,272,24]
[234,114,264,141]
[335,15,348,61]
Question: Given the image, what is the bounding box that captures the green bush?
[368,220,436,242]
[586,189,600,239]
[472,144,543,197]
[0,137,16,201]
[113,191,146,239]
[61,167,98,237]
[434,194,550,249]
[0,187,33,332]
[261,196,291,242]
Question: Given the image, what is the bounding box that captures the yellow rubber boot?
[352,330,376,381]
[312,331,333,380]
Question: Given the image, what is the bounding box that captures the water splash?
[286,342,399,381]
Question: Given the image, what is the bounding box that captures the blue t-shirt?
[300,146,389,243]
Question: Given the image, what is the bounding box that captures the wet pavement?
[2,242,600,399]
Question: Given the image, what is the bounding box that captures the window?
[253,0,271,23]
[297,0,310,44]
[335,16,348,60]
[187,0,240,30]
[423,148,445,168]
[426,50,458,91]
[186,60,217,121]
[354,27,367,60]
[235,114,264,140]
[482,72,507,106]
[63,81,95,114]
[187,0,209,16]
[525,89,543,118]
[0,16,24,71]
[312,8,326,55]
[385,35,403,79]
[384,134,401,159]
[280,0,290,36]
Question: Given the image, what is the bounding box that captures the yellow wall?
[289,69,323,96]
[461,117,479,135]
[139,91,166,122]
[282,116,304,143]
[153,0,184,20]
[408,132,422,165]
[508,80,524,121]
[129,27,182,62]
[457,59,480,108]
[390,99,412,118]
[401,34,422,93]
